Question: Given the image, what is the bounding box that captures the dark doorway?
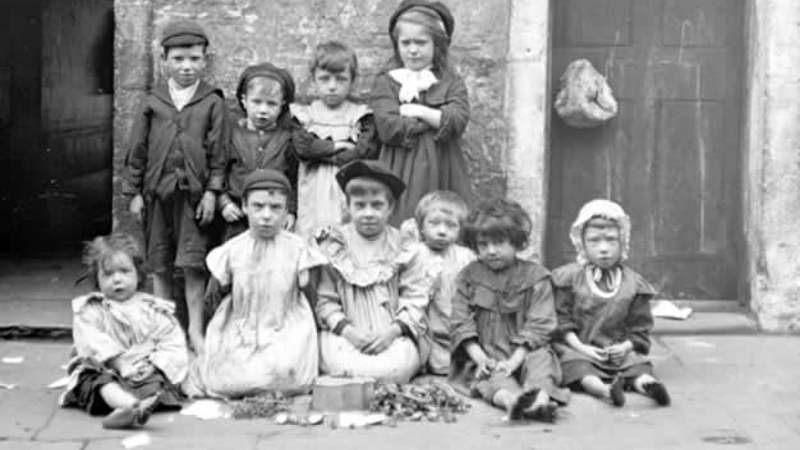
[0,0,114,256]
[547,0,745,300]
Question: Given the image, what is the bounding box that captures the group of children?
[59,0,670,430]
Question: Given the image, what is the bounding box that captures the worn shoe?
[102,406,139,429]
[525,401,558,423]
[609,376,625,407]
[101,393,160,430]
[643,381,671,406]
[509,389,539,421]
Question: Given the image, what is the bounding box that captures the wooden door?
[547,0,744,300]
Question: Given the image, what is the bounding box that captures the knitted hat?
[235,62,296,112]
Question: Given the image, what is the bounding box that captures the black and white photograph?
[0,0,797,448]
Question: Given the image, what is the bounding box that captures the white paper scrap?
[1,356,24,364]
[121,432,152,448]
[180,399,232,420]
[651,300,693,320]
[47,376,71,389]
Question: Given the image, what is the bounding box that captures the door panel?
[547,0,744,299]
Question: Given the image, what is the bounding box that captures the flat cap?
[336,160,406,199]
[242,169,292,195]
[161,20,209,48]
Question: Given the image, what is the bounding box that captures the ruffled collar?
[312,224,418,287]
[388,67,438,103]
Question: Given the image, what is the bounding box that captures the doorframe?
[504,0,762,312]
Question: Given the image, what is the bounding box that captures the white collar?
[168,79,200,111]
[388,68,438,103]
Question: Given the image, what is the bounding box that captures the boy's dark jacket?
[123,80,227,201]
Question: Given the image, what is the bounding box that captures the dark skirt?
[449,347,570,405]
[562,359,653,387]
[62,359,184,416]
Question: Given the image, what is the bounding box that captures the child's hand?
[221,203,244,222]
[494,347,527,376]
[334,141,356,152]
[298,269,309,289]
[284,213,296,231]
[399,104,441,128]
[578,344,608,362]
[399,103,425,118]
[363,324,402,355]
[494,359,522,377]
[342,326,375,352]
[129,359,156,382]
[129,194,144,222]
[605,341,633,366]
[196,191,216,226]
[475,357,497,379]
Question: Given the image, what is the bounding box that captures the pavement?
[2,334,799,450]
[2,257,795,449]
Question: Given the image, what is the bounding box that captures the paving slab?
[2,335,799,449]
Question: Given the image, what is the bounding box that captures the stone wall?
[112,0,511,234]
[744,0,800,332]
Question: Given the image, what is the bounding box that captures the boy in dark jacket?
[122,20,227,353]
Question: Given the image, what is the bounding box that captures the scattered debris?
[121,432,152,448]
[47,376,70,389]
[180,399,232,420]
[1,356,24,364]
[325,412,387,429]
[652,300,693,320]
[370,382,470,423]
[0,381,17,390]
[701,433,752,445]
[273,412,324,426]
[228,392,290,419]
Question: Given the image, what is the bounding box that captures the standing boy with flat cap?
[123,19,227,352]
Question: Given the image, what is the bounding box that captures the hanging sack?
[554,59,618,128]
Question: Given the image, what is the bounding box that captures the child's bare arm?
[495,346,527,376]
[565,331,607,361]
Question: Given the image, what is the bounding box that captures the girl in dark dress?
[370,0,474,225]
[552,199,671,407]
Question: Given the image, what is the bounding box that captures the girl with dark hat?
[370,0,474,226]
